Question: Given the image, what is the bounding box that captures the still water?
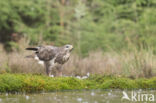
[0,90,155,103]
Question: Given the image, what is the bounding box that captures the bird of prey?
[26,44,73,77]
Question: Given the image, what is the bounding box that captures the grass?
[0,73,155,93]
[0,39,156,78]
[0,48,156,78]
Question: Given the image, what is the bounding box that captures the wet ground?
[0,90,155,103]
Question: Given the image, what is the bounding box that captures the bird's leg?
[47,67,52,77]
[45,65,50,76]
[57,70,62,77]
[56,65,63,77]
[45,62,52,76]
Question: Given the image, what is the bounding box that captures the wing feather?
[37,46,57,61]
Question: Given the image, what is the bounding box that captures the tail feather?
[26,47,38,51]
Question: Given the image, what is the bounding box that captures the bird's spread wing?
[37,46,57,61]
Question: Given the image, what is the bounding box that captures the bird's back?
[36,46,57,61]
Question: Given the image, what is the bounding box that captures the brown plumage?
[26,44,73,77]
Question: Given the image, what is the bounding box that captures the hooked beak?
[70,46,74,52]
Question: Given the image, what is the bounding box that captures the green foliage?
[68,0,156,55]
[0,0,61,46]
[0,74,24,92]
[0,0,156,54]
[100,78,137,89]
[136,77,156,89]
[0,74,155,93]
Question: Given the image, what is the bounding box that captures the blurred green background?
[0,0,156,56]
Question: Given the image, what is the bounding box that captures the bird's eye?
[66,45,69,48]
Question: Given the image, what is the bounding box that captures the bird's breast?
[63,53,70,61]
[54,52,70,64]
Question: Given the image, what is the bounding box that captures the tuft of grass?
[0,74,155,93]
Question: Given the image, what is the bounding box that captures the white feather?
[34,56,39,60]
[82,76,88,79]
[76,76,81,79]
[87,72,90,77]
[49,75,54,77]
[63,53,70,60]
[38,61,44,66]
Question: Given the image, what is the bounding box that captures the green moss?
[0,73,155,93]
[136,77,156,89]
[100,78,138,89]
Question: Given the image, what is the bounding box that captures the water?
[0,90,155,103]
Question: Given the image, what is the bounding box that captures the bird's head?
[64,44,73,52]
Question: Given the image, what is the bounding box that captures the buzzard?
[26,44,73,77]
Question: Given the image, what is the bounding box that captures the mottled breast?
[63,52,70,61]
[55,52,70,64]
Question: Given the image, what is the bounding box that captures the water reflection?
[0,90,155,103]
